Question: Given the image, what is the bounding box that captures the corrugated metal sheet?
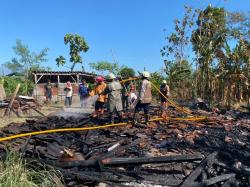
[32,71,96,76]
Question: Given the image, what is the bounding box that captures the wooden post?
[57,75,60,102]
[5,83,20,116]
[34,74,38,99]
[34,74,38,84]
[76,74,79,83]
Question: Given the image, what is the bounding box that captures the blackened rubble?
[0,107,250,186]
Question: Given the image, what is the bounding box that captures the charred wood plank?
[180,152,218,187]
[190,173,236,187]
[214,161,250,176]
[221,177,236,187]
[57,154,203,168]
[102,153,204,166]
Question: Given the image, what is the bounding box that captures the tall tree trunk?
[204,60,211,103]
[70,62,76,72]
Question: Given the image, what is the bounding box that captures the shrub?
[0,151,63,187]
[2,76,34,97]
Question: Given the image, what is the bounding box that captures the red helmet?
[95,76,105,83]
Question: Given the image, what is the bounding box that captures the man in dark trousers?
[133,71,152,125]
[121,82,130,112]
[78,79,89,108]
[45,79,52,103]
[160,80,170,118]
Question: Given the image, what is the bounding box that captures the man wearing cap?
[105,73,123,124]
[160,80,170,118]
[133,71,152,125]
[92,76,107,117]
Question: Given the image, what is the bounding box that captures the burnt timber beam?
[180,152,218,187]
[57,154,203,168]
[102,153,204,166]
[190,173,236,187]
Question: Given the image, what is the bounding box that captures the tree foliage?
[89,61,119,75]
[56,56,66,67]
[120,66,135,77]
[191,6,227,102]
[161,5,196,62]
[64,34,89,71]
[4,40,49,95]
[161,6,195,100]
[4,40,49,74]
[161,5,250,107]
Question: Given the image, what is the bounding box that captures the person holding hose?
[133,71,152,125]
[160,80,170,118]
[92,76,107,117]
[105,73,123,124]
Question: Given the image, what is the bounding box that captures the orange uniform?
[94,82,108,102]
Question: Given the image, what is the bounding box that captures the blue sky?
[0,0,249,75]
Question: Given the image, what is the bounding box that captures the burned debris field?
[0,1,250,186]
[0,107,250,186]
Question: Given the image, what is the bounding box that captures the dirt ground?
[0,105,61,127]
[0,95,93,128]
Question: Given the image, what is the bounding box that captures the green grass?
[0,151,64,187]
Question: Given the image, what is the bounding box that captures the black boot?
[109,113,115,124]
[117,111,123,123]
[144,114,149,125]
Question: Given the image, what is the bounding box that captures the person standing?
[45,79,52,103]
[92,76,107,117]
[128,83,137,109]
[121,82,130,112]
[160,80,170,118]
[78,79,89,108]
[133,71,152,125]
[64,81,73,108]
[105,73,123,124]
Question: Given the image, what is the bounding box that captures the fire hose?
[0,78,207,142]
[0,116,207,142]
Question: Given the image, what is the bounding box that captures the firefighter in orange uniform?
[92,76,107,117]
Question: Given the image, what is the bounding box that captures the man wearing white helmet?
[160,80,170,118]
[105,73,123,123]
[133,71,152,125]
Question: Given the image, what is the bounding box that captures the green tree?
[161,5,196,63]
[150,72,165,97]
[120,66,135,77]
[4,40,49,94]
[64,34,89,71]
[226,11,250,41]
[56,56,66,67]
[191,5,227,102]
[216,39,250,107]
[4,58,23,74]
[164,60,193,99]
[161,6,196,100]
[89,61,119,75]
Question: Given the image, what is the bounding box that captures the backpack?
[79,84,89,96]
